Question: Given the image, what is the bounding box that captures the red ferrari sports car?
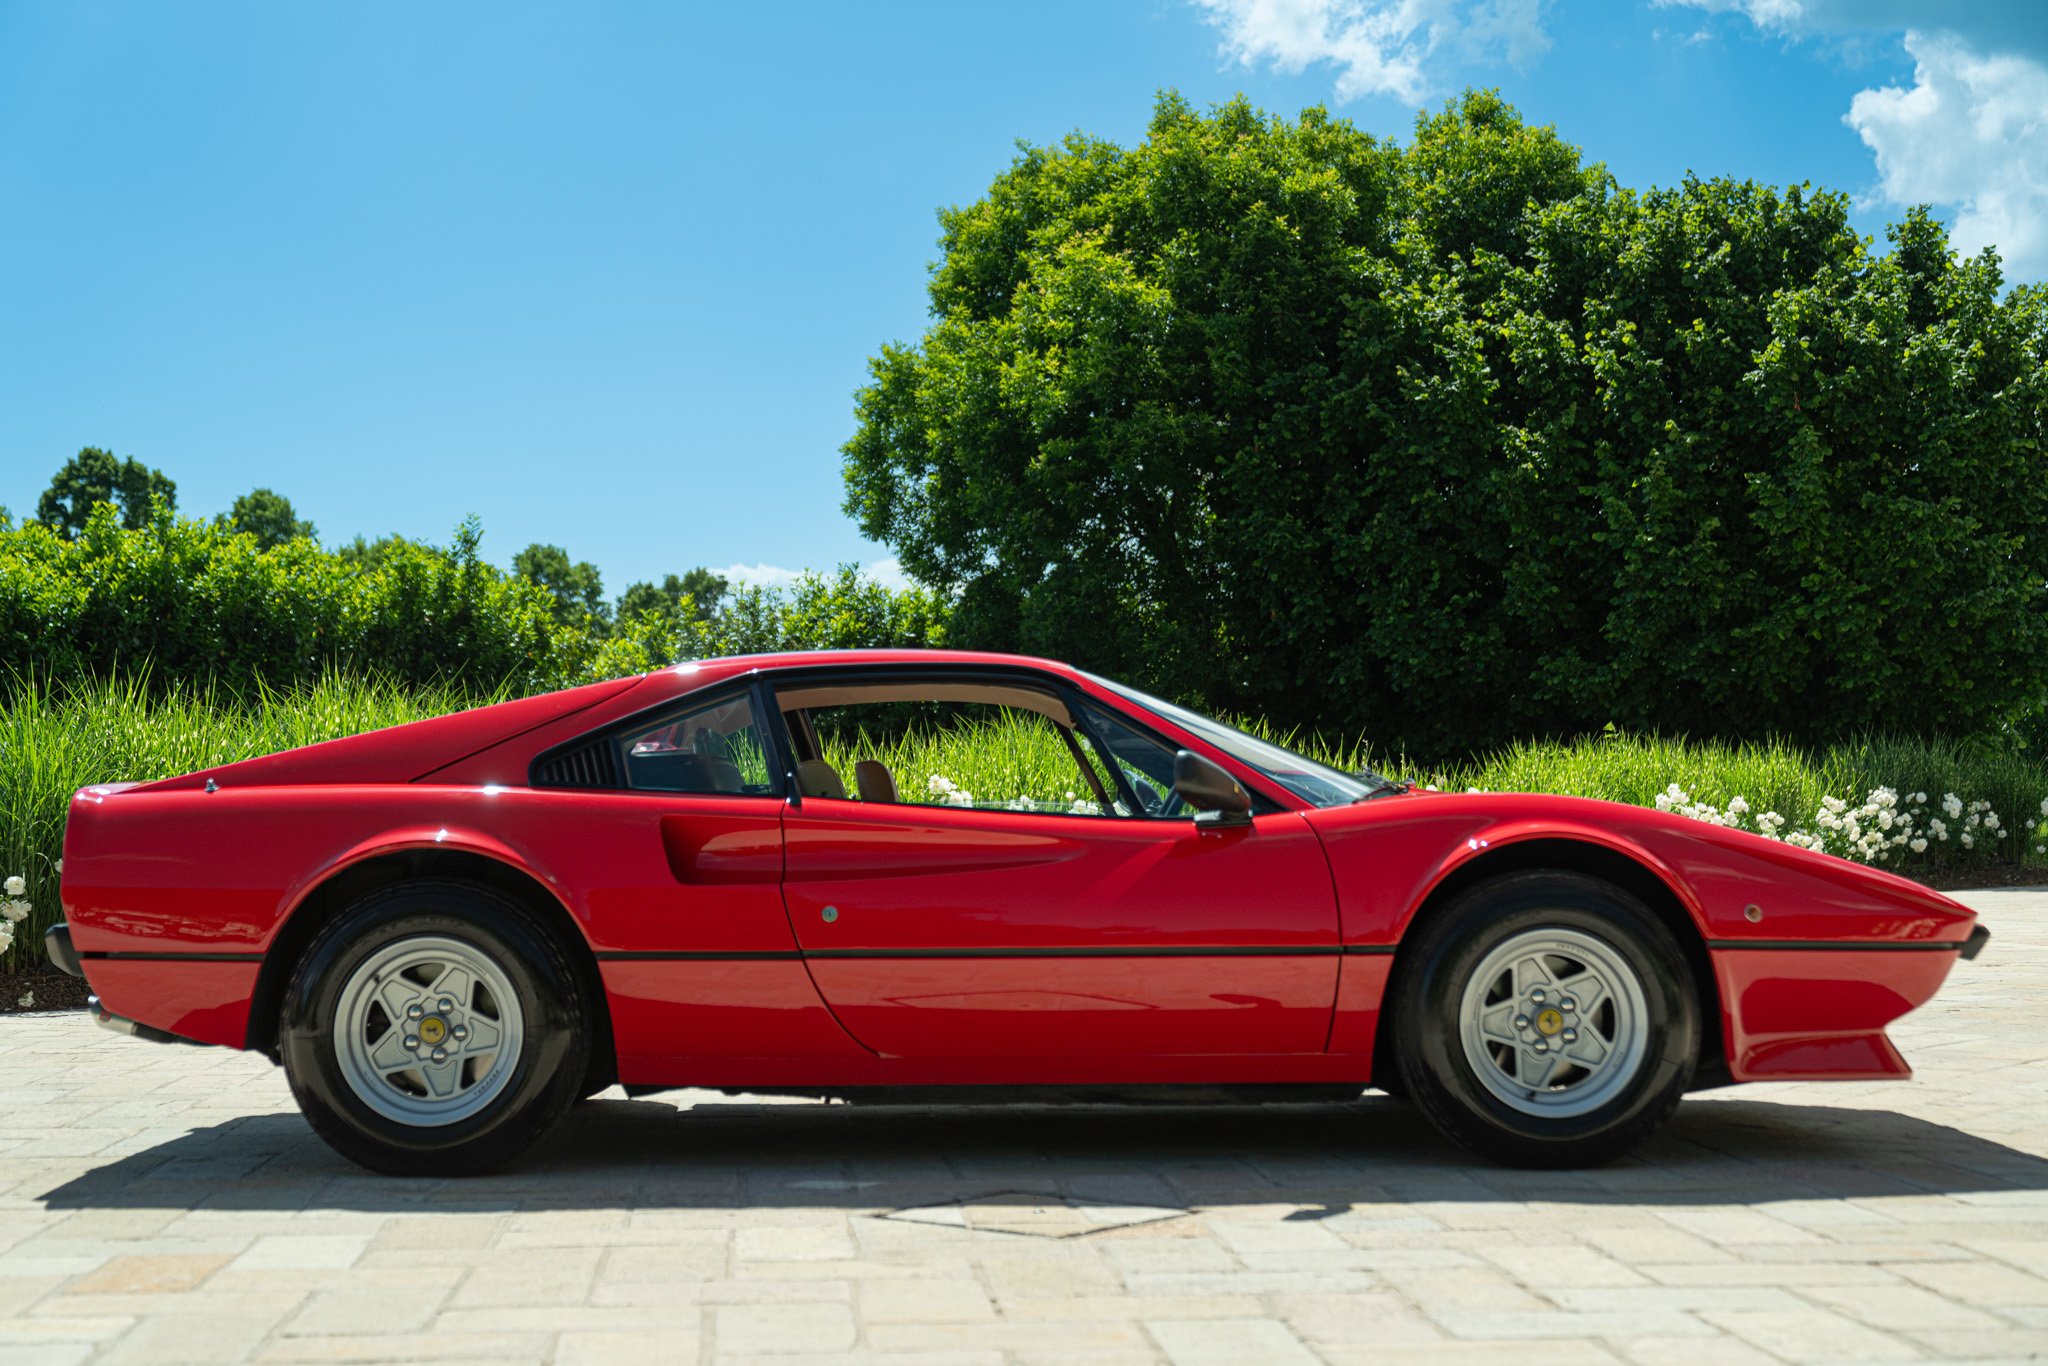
[49,649,1987,1174]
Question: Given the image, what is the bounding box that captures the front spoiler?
[1963,923,1991,961]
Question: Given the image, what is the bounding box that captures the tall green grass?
[0,672,499,972]
[6,675,2045,973]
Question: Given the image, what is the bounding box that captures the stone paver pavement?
[2,887,2046,1363]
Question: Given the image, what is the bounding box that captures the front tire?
[278,881,590,1176]
[1391,871,1698,1167]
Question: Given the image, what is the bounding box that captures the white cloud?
[864,556,912,591]
[713,562,809,590]
[1662,3,2048,283]
[712,559,914,592]
[1659,2,2048,65]
[1191,0,1549,105]
[1846,32,2048,279]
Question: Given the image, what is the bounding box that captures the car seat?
[853,760,898,803]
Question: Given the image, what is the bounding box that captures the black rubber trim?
[80,950,265,963]
[1962,923,1991,961]
[805,945,1341,959]
[1704,939,1964,952]
[44,924,82,978]
[598,945,1360,961]
[597,950,804,962]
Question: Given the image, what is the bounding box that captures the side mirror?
[1173,750,1252,827]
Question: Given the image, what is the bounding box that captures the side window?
[801,694,1115,817]
[621,691,775,796]
[1072,697,1189,818]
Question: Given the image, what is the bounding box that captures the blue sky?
[3,1,2042,596]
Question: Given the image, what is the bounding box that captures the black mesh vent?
[532,740,622,789]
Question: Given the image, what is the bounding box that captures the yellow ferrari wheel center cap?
[1535,1008,1564,1037]
[417,1016,448,1047]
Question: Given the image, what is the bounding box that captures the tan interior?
[795,758,846,799]
[853,759,899,803]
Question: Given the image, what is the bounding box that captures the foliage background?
[842,91,2048,760]
[0,504,945,700]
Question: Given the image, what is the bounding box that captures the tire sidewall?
[1396,873,1698,1163]
[279,883,586,1171]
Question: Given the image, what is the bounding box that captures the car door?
[543,684,868,1076]
[774,675,1340,1062]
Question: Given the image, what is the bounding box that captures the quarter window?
[621,691,775,795]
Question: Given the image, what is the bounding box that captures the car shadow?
[38,1093,2048,1216]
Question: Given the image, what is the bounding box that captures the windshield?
[1084,674,1386,808]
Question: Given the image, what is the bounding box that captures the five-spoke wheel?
[278,881,589,1176]
[1390,870,1698,1167]
[1460,926,1650,1120]
[333,936,525,1127]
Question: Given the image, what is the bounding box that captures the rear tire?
[1390,870,1697,1167]
[277,881,589,1176]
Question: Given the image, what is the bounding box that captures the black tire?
[1390,870,1698,1168]
[277,880,591,1176]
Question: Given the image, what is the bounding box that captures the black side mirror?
[1173,750,1252,827]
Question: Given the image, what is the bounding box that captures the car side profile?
[49,650,1988,1174]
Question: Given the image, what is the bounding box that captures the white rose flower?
[0,901,28,923]
[1961,832,1975,850]
[2,876,22,897]
[1943,793,1963,819]
[1910,837,1928,853]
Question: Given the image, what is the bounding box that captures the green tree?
[36,448,178,537]
[513,543,608,630]
[843,90,2048,757]
[221,488,316,549]
[615,567,729,627]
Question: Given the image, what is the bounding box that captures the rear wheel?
[1391,870,1697,1167]
[278,881,589,1176]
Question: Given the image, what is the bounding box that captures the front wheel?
[278,881,590,1176]
[1390,871,1698,1167]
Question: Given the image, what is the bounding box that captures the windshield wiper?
[1352,774,1413,802]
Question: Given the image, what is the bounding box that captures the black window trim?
[758,662,1286,821]
[530,660,1296,815]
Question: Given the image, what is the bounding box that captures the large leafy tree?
[513,542,608,630]
[36,448,178,537]
[844,91,2048,757]
[616,567,729,627]
[222,488,316,549]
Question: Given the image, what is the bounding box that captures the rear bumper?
[44,924,82,978]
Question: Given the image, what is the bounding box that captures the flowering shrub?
[927,774,1102,816]
[1651,785,2031,866]
[1,874,29,957]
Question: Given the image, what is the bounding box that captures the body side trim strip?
[1704,939,1963,952]
[81,951,265,963]
[598,945,1370,962]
